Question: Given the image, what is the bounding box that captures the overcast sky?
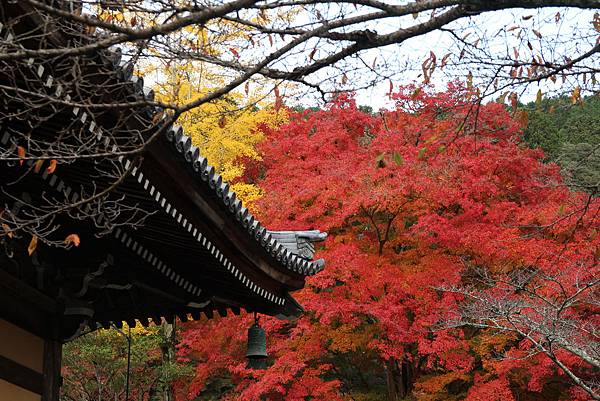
[282,6,599,109]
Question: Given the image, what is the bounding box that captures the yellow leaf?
[151,61,289,204]
[535,89,543,106]
[46,159,57,174]
[571,86,581,104]
[64,234,81,247]
[28,235,38,256]
[33,160,44,173]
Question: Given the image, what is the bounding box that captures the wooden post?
[41,339,62,401]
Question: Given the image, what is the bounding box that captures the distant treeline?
[522,95,600,194]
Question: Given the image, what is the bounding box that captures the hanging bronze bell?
[246,316,268,369]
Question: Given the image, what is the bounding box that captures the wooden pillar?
[41,340,61,401]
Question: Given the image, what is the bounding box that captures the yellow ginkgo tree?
[97,3,291,202]
[150,63,288,203]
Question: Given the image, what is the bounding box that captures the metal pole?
[125,326,131,401]
[111,324,132,401]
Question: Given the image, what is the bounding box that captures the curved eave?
[159,125,326,277]
[97,49,326,279]
[0,13,326,320]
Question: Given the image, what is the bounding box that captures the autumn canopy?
[173,85,599,401]
[0,1,598,400]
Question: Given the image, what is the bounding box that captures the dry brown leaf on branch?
[441,53,451,69]
[47,159,57,174]
[571,86,581,104]
[33,159,44,173]
[152,110,164,124]
[2,223,13,238]
[17,146,25,166]
[28,235,38,256]
[64,234,81,247]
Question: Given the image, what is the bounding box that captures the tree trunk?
[384,358,413,401]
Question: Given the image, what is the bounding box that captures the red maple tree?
[178,84,599,401]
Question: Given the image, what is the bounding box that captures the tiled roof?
[104,50,327,277]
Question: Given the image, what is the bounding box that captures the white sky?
[130,4,599,111]
[281,6,599,109]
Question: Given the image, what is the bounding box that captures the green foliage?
[559,142,600,192]
[62,325,192,401]
[523,95,600,193]
[358,105,375,115]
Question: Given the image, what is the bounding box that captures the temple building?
[0,2,326,401]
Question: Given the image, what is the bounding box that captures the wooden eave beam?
[0,269,58,339]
